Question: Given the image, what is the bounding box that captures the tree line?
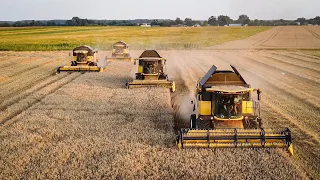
[0,15,319,27]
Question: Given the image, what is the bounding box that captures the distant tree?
[151,20,160,26]
[208,16,217,26]
[0,23,10,27]
[159,20,174,27]
[314,16,320,25]
[88,20,95,25]
[202,20,208,26]
[217,15,232,26]
[175,18,184,25]
[71,17,81,26]
[237,14,250,25]
[184,18,194,26]
[295,17,307,25]
[81,19,89,26]
[46,21,56,26]
[307,16,320,25]
[251,19,260,26]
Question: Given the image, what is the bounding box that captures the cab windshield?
[115,46,124,53]
[76,53,87,62]
[143,61,158,74]
[215,94,242,119]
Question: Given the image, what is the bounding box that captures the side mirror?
[257,88,262,101]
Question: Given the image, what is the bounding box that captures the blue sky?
[0,0,318,21]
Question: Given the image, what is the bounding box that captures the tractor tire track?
[243,52,320,84]
[304,27,320,39]
[271,52,320,66]
[261,54,320,77]
[0,59,56,79]
[0,73,67,111]
[289,52,320,61]
[0,73,83,126]
[0,57,25,68]
[252,27,283,49]
[239,53,320,101]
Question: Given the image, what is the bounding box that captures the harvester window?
[115,46,123,53]
[215,95,242,119]
[76,53,87,62]
[143,61,157,74]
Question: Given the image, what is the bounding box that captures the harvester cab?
[57,45,104,73]
[126,50,175,92]
[108,41,133,62]
[177,65,293,155]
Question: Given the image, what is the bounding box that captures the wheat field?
[0,26,320,179]
[0,60,306,179]
[0,26,270,51]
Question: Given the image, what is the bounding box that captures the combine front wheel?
[243,117,259,129]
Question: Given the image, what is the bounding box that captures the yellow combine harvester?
[107,41,133,62]
[126,50,176,92]
[177,65,293,155]
[57,45,104,73]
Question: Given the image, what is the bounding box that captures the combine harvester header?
[177,65,293,155]
[57,45,105,73]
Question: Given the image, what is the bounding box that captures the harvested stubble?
[0,51,68,102]
[0,61,305,179]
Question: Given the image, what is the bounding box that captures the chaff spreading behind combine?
[127,50,175,92]
[177,65,293,155]
[57,45,104,73]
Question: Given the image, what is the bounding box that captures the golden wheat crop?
[0,26,270,51]
[0,60,307,179]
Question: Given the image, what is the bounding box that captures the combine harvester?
[107,41,133,62]
[57,45,105,73]
[126,50,175,92]
[177,65,293,155]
